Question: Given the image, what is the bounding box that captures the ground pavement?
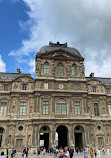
[7,153,111,158]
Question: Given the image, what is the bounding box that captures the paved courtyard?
[7,153,111,158]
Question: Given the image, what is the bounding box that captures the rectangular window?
[57,104,61,114]
[43,101,49,115]
[22,84,27,90]
[106,89,110,94]
[4,85,8,91]
[94,103,99,116]
[1,102,7,116]
[98,137,104,146]
[108,105,111,116]
[74,102,80,115]
[19,102,26,116]
[92,87,96,92]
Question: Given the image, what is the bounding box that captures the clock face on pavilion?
[59,84,64,89]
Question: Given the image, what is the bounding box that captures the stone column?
[68,125,73,146]
[32,125,36,146]
[51,124,56,147]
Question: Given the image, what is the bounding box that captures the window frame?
[22,84,27,90]
[44,62,49,75]
[74,101,80,115]
[19,101,26,116]
[4,85,8,91]
[72,64,77,76]
[57,63,64,76]
[56,99,66,115]
[108,104,111,116]
[42,101,49,115]
[0,102,7,116]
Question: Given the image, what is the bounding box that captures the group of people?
[84,146,110,158]
[22,147,29,158]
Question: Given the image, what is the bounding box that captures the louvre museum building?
[0,42,111,153]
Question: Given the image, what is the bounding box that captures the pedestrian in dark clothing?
[69,146,74,158]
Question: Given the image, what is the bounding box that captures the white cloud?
[0,54,6,72]
[9,0,111,77]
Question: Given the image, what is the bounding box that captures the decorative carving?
[66,60,70,76]
[36,59,41,74]
[51,60,55,75]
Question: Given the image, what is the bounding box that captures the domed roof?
[38,42,81,57]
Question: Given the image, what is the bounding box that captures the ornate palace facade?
[0,42,111,153]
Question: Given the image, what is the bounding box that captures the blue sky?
[0,0,34,75]
[0,0,111,77]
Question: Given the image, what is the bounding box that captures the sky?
[0,0,111,78]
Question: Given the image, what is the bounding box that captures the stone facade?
[0,42,111,153]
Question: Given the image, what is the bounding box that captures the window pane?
[43,101,49,115]
[57,104,61,114]
[57,64,64,76]
[44,63,49,75]
[74,102,80,115]
[72,65,77,76]
[62,104,66,114]
[108,105,111,116]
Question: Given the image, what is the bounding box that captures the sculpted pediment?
[87,79,102,85]
[13,76,34,83]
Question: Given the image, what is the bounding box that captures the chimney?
[17,69,21,74]
[90,73,94,77]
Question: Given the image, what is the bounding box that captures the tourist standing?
[89,148,93,158]
[76,147,79,155]
[0,152,5,158]
[84,148,88,158]
[69,146,74,158]
[65,147,70,158]
[97,148,100,158]
[107,147,110,156]
[59,149,68,158]
[10,149,13,158]
[102,146,105,155]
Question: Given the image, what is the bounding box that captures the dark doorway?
[40,133,49,151]
[75,133,83,149]
[56,125,68,148]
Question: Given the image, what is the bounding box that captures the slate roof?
[38,42,81,57]
[0,72,31,81]
[86,77,111,85]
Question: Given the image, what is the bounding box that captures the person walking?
[89,148,93,158]
[107,147,110,156]
[84,148,88,158]
[97,148,100,158]
[10,149,13,158]
[69,146,74,158]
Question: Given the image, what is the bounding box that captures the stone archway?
[39,126,50,151]
[56,125,68,148]
[74,125,84,150]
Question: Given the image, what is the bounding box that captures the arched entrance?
[0,128,4,147]
[56,125,68,148]
[40,126,50,151]
[74,125,84,150]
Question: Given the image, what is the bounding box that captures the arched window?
[72,64,77,76]
[57,63,64,76]
[57,99,66,115]
[44,62,49,75]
